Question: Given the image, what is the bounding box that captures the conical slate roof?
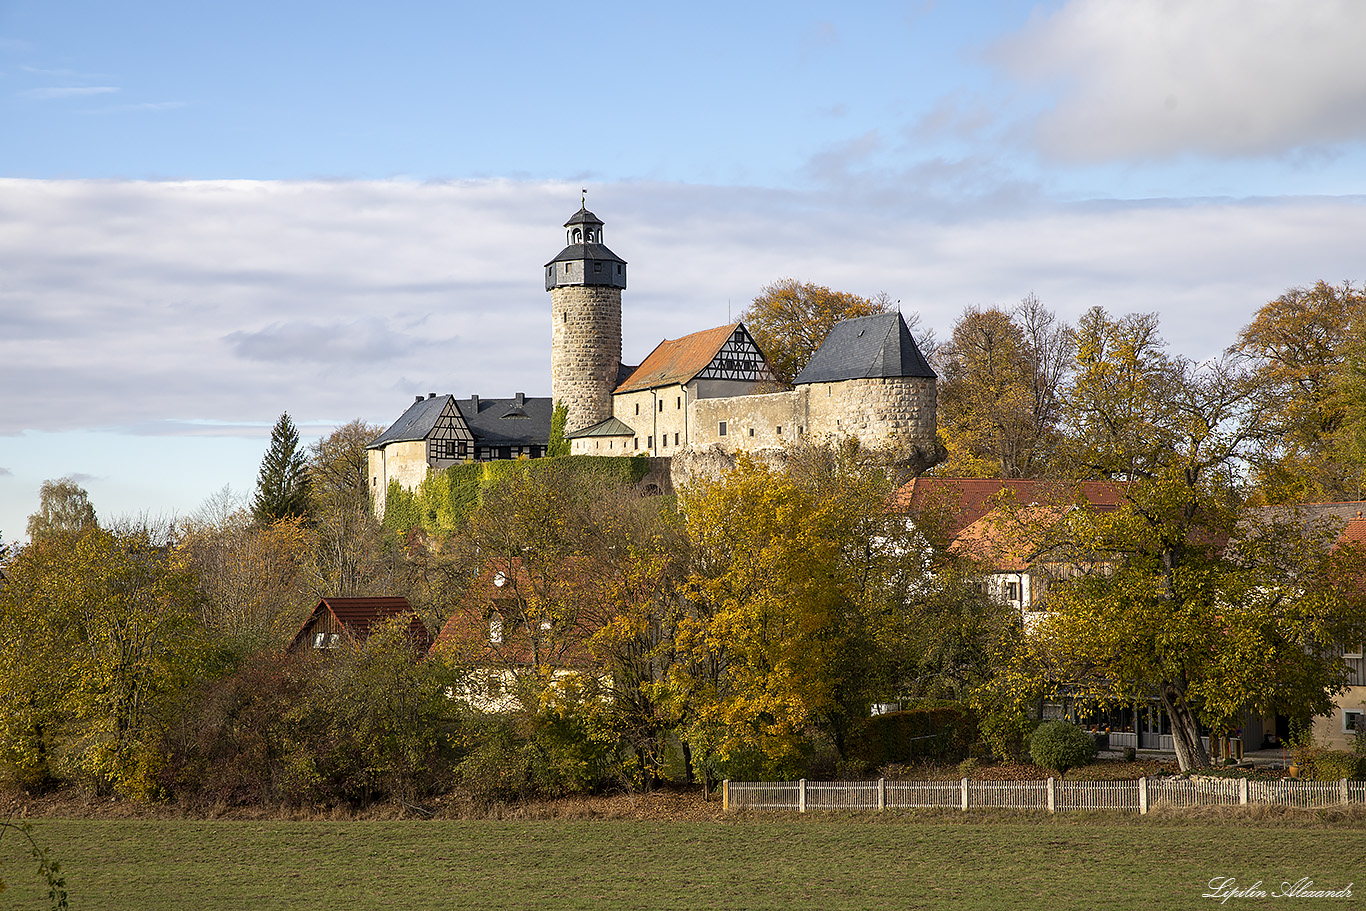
[792,312,936,385]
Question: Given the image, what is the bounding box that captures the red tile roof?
[287,596,431,652]
[614,323,740,394]
[895,477,1123,541]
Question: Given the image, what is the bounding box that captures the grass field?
[2,811,1363,911]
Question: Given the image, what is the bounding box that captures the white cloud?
[995,0,1366,161]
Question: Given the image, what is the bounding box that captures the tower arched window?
[572,228,583,243]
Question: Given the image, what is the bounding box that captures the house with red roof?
[286,596,432,655]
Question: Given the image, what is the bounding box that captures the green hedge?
[383,455,655,536]
[851,705,977,766]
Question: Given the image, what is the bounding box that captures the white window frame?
[1345,709,1363,733]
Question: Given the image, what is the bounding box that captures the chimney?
[414,395,424,403]
[516,392,525,406]
[470,394,479,409]
[428,392,436,399]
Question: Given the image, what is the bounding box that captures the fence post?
[799,778,807,813]
[878,778,886,811]
[1047,777,1056,813]
[1138,777,1148,815]
[1342,779,1350,806]
[723,779,729,813]
[961,777,970,811]
[1239,778,1248,806]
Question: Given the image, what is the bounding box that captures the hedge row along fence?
[383,455,655,535]
[723,778,1366,814]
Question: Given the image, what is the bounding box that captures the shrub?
[851,705,977,767]
[1029,721,1097,778]
[1122,746,1137,763]
[1306,749,1366,781]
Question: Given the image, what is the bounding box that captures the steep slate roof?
[565,416,636,439]
[793,312,936,385]
[367,395,451,449]
[368,394,552,450]
[287,596,431,652]
[615,322,742,394]
[457,394,553,446]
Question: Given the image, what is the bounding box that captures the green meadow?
[2,813,1362,911]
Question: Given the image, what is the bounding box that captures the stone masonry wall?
[551,285,621,433]
[804,376,937,455]
[367,440,429,520]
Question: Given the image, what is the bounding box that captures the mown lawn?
[2,812,1362,910]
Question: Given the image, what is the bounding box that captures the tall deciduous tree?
[26,477,98,542]
[936,297,1071,478]
[741,279,890,383]
[0,523,214,796]
[675,445,924,778]
[308,420,385,596]
[253,412,310,525]
[1233,280,1366,502]
[1062,307,1185,481]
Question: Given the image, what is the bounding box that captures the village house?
[286,596,432,655]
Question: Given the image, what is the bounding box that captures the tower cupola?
[545,206,627,291]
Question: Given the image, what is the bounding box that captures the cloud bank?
[1,178,1363,443]
[997,0,1366,161]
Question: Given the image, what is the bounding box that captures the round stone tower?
[546,206,626,433]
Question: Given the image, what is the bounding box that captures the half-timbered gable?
[568,322,778,457]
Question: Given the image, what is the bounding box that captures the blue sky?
[2,0,1366,540]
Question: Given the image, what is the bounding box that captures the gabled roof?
[565,416,636,439]
[896,477,1124,542]
[287,596,431,652]
[793,312,936,385]
[615,322,743,394]
[367,395,453,449]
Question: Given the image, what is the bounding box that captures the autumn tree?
[936,297,1071,477]
[1233,281,1366,502]
[1061,307,1186,480]
[741,279,891,383]
[994,351,1349,772]
[308,420,385,596]
[26,477,98,543]
[179,489,323,654]
[675,445,926,778]
[0,523,215,796]
[252,412,311,525]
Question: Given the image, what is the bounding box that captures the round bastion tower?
[546,206,626,433]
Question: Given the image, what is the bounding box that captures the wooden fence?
[723,778,1366,814]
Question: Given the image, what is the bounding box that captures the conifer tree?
[252,412,311,525]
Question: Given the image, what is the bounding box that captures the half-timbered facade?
[367,392,553,515]
[567,322,778,456]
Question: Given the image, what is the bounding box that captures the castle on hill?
[367,205,939,514]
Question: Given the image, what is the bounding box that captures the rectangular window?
[313,632,326,649]
[1346,710,1363,733]
[658,399,664,412]
[748,428,755,437]
[647,435,653,448]
[635,403,640,415]
[718,421,727,437]
[1005,581,1021,602]
[776,426,783,435]
[674,433,679,446]
[676,396,682,409]
[1346,645,1364,659]
[593,262,602,272]
[634,437,639,449]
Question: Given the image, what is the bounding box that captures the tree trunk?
[1160,681,1210,772]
